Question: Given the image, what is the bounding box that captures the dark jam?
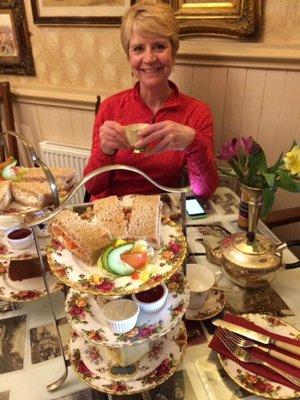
[135,285,164,303]
[8,228,32,240]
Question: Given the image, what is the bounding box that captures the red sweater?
[84,81,218,199]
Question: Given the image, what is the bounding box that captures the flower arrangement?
[217,137,300,217]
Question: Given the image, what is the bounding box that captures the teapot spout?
[197,238,223,266]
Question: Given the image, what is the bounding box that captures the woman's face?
[128,29,174,91]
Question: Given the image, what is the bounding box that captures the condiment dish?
[132,284,168,313]
[102,298,139,334]
[6,227,33,250]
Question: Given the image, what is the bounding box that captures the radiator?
[39,141,90,204]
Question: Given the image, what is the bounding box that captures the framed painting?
[31,0,136,26]
[170,0,262,39]
[0,0,35,75]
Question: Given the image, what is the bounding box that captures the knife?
[213,319,300,361]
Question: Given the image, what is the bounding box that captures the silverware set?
[216,327,300,388]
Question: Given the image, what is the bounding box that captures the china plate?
[48,218,186,296]
[66,272,189,347]
[80,336,166,382]
[0,232,50,260]
[0,260,62,302]
[219,314,300,399]
[69,320,187,395]
[185,289,225,321]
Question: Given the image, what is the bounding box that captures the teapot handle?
[285,240,300,269]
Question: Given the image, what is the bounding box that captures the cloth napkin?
[209,312,300,391]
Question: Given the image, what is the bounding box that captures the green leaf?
[262,172,275,188]
[268,152,284,174]
[261,189,275,218]
[276,170,300,192]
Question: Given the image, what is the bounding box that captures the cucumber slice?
[107,243,135,276]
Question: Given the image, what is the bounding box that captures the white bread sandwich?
[127,195,162,248]
[0,181,12,212]
[11,181,54,208]
[21,167,76,191]
[92,195,128,239]
[49,209,111,265]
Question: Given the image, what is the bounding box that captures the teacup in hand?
[125,123,150,153]
[186,263,222,310]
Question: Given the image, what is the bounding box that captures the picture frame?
[170,0,262,39]
[0,0,35,75]
[31,0,136,26]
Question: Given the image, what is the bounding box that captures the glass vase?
[238,183,263,231]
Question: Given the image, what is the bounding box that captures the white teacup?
[186,263,223,310]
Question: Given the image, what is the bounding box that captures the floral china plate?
[80,336,167,382]
[48,218,186,296]
[185,289,226,321]
[0,260,62,302]
[0,232,50,260]
[219,314,300,399]
[69,320,187,395]
[66,272,189,347]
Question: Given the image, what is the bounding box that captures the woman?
[84,1,218,199]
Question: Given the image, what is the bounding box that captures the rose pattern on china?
[236,369,281,396]
[67,292,92,322]
[169,300,185,322]
[82,328,108,343]
[11,290,41,301]
[116,321,164,343]
[102,382,133,393]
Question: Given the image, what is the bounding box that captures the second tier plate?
[65,272,189,347]
[0,232,50,260]
[48,218,186,296]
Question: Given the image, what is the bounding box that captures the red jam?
[8,228,32,240]
[135,285,164,303]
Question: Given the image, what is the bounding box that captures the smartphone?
[185,196,207,219]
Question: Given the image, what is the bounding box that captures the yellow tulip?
[283,145,300,175]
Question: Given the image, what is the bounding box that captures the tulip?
[239,136,255,155]
[217,138,239,160]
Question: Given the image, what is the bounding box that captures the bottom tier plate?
[69,320,187,395]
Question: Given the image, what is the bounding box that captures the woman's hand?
[135,121,195,154]
[100,121,129,155]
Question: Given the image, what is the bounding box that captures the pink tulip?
[217,138,239,160]
[239,136,255,155]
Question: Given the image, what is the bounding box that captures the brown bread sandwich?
[127,195,162,247]
[49,209,111,265]
[92,195,128,239]
[21,167,76,191]
[0,181,12,212]
[11,181,54,208]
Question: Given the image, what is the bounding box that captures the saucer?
[185,289,226,321]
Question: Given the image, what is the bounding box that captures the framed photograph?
[170,0,262,39]
[0,0,35,75]
[31,0,136,26]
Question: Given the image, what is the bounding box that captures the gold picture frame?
[0,0,35,75]
[170,0,262,39]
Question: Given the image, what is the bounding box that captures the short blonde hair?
[121,1,179,57]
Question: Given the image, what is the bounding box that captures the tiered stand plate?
[65,271,189,346]
[69,321,187,395]
[48,217,186,296]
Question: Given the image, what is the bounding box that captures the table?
[0,187,299,400]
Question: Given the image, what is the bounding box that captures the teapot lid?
[231,232,272,255]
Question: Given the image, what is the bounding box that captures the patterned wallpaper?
[1,1,300,93]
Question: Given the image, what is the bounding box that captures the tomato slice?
[120,251,147,269]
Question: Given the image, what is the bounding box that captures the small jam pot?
[6,228,33,250]
[132,284,168,313]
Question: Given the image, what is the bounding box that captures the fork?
[222,328,300,369]
[216,328,300,387]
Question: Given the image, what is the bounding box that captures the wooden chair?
[83,95,101,203]
[0,81,19,162]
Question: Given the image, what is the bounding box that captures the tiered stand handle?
[1,130,191,392]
